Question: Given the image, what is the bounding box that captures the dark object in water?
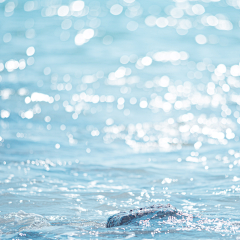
[106,203,177,228]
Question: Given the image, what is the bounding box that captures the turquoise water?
[1,0,240,238]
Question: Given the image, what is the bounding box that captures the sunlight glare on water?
[0,0,240,239]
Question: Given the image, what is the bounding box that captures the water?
[1,0,240,239]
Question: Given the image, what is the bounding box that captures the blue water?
[1,0,240,239]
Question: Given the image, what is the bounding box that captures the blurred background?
[1,0,240,239]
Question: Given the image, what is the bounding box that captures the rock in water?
[106,203,177,228]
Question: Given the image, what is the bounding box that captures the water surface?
[1,0,240,239]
